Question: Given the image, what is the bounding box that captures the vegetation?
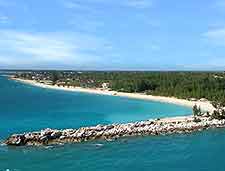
[211,100,225,120]
[193,117,202,123]
[192,104,203,122]
[51,71,60,85]
[14,71,225,104]
[193,104,202,117]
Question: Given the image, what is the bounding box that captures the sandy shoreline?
[11,77,215,112]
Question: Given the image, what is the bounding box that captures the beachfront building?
[101,83,110,90]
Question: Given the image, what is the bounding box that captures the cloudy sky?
[0,0,225,70]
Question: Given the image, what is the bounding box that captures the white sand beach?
[11,77,215,113]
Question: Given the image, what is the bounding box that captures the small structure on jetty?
[4,116,225,146]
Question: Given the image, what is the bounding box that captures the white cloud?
[1,31,76,62]
[207,57,225,67]
[203,28,225,46]
[0,30,114,68]
[215,0,225,8]
[0,15,9,23]
[63,1,81,9]
[62,0,153,9]
[62,0,94,11]
[204,28,225,39]
[150,45,160,51]
[0,0,13,7]
[124,0,153,9]
[68,15,104,32]
[201,28,225,68]
[61,0,153,33]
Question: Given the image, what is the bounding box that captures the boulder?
[5,134,26,146]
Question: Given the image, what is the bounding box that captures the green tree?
[193,104,202,117]
[51,72,60,85]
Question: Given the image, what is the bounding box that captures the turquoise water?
[1,130,225,171]
[0,75,191,139]
[1,75,225,170]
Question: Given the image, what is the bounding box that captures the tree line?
[16,71,225,104]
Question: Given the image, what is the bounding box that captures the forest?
[15,71,225,104]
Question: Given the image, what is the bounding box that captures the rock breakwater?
[4,116,225,146]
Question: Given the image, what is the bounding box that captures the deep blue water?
[1,75,225,171]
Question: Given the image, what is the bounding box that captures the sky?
[0,0,225,70]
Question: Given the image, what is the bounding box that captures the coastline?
[4,77,223,147]
[11,77,215,113]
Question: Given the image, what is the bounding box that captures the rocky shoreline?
[4,116,225,146]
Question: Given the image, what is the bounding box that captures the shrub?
[193,117,201,123]
[211,110,225,120]
[193,104,202,116]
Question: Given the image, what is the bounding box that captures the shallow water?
[0,75,191,139]
[2,75,224,171]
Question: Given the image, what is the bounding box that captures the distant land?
[8,70,224,104]
[3,70,225,147]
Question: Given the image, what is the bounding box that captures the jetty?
[4,116,225,146]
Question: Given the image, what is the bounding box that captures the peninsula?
[10,71,224,112]
[4,71,225,146]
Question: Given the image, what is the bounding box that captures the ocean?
[1,75,224,171]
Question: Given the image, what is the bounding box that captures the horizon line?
[0,69,224,72]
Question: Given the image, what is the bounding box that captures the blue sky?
[0,0,225,70]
